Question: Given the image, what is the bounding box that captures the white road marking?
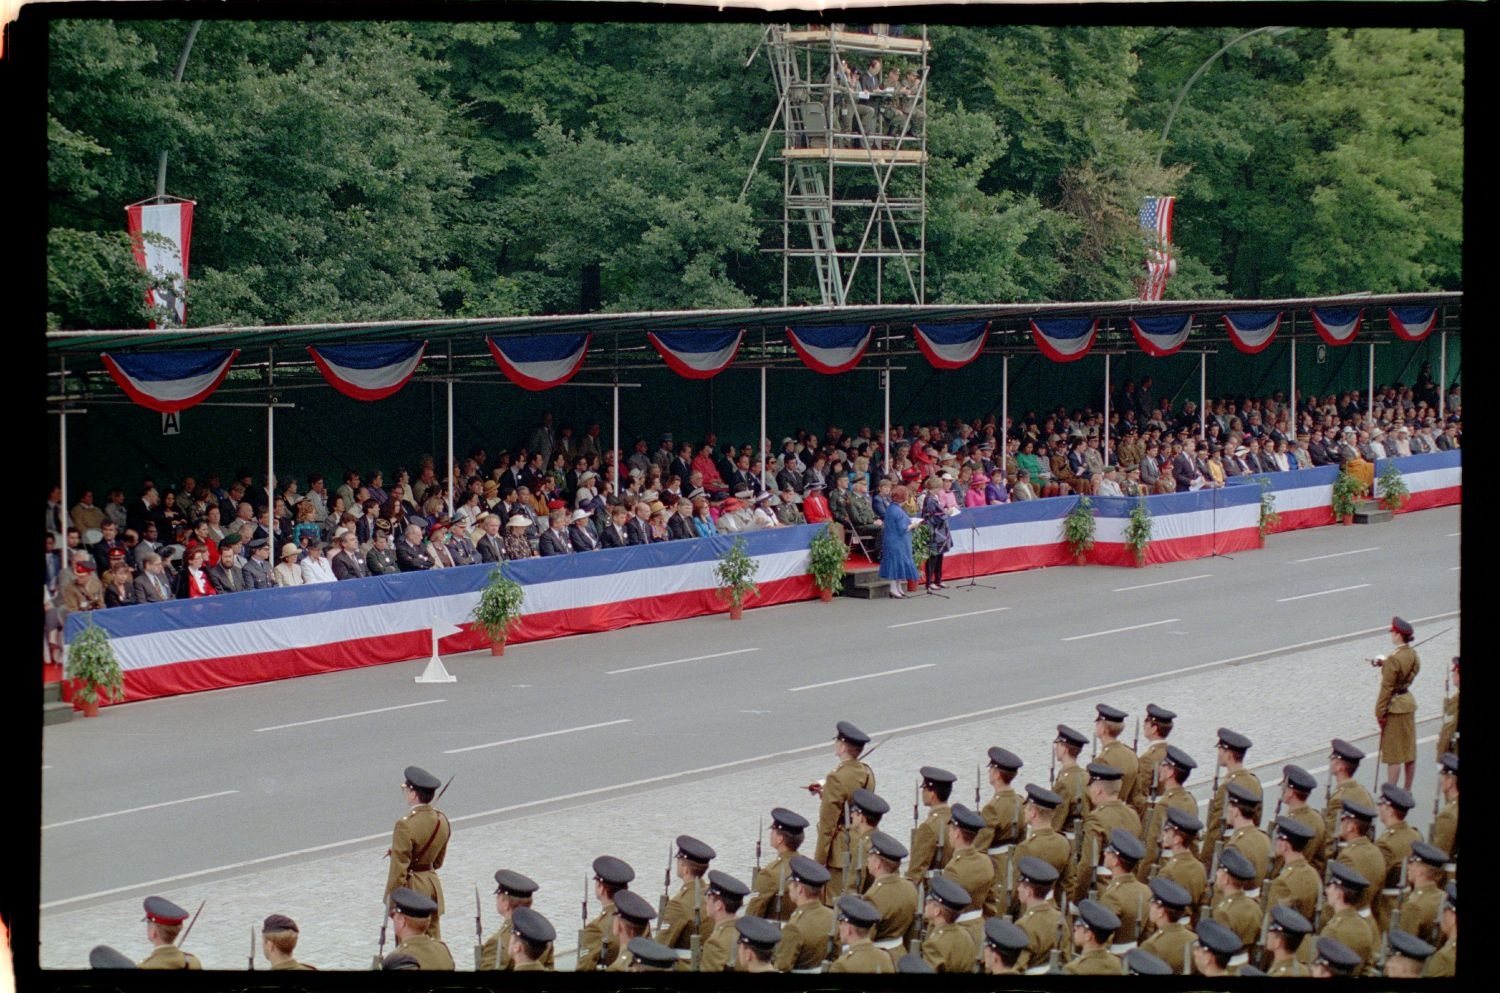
[443,719,633,755]
[789,664,936,692]
[1276,584,1371,603]
[43,791,239,830]
[1062,618,1179,642]
[253,699,445,733]
[606,647,759,675]
[43,610,1458,911]
[1291,547,1379,563]
[1446,532,1460,537]
[1111,574,1210,593]
[1449,566,1460,571]
[888,607,1010,629]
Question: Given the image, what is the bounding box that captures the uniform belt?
[873,937,904,950]
[675,949,694,961]
[1381,888,1402,897]
[987,844,1014,855]
[791,966,824,974]
[1229,952,1250,968]
[1443,862,1457,873]
[1109,941,1137,955]
[1245,887,1261,899]
[410,865,435,872]
[955,910,982,923]
[1024,964,1052,975]
[1357,908,1372,919]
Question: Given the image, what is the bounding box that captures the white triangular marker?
[415,616,460,684]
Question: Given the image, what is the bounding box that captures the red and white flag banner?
[125,198,195,327]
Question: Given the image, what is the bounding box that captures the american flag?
[1139,195,1175,301]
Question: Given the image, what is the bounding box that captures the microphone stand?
[958,514,995,591]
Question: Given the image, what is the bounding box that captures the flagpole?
[1199,351,1207,439]
[1367,342,1375,422]
[266,347,276,536]
[1438,331,1447,420]
[1002,354,1009,448]
[58,355,68,543]
[155,21,203,200]
[446,345,455,520]
[1104,353,1112,460]
[760,363,769,492]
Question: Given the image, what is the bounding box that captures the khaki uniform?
[1099,871,1152,946]
[828,938,895,973]
[604,946,635,972]
[512,960,548,971]
[865,873,918,943]
[384,803,450,940]
[906,803,952,881]
[393,933,454,970]
[1139,920,1192,974]
[1337,836,1387,911]
[1202,769,1262,865]
[1437,688,1459,756]
[975,787,1024,909]
[747,854,794,921]
[1423,936,1455,977]
[1051,765,1089,834]
[1401,883,1444,947]
[138,945,202,969]
[269,959,315,970]
[1129,741,1168,818]
[827,825,873,899]
[1065,947,1124,975]
[1014,901,1059,971]
[1067,800,1143,902]
[1430,798,1457,858]
[943,845,995,947]
[1211,890,1262,947]
[1226,824,1273,887]
[1159,850,1207,908]
[1376,645,1420,763]
[1314,907,1377,972]
[815,758,875,865]
[1262,859,1320,924]
[658,878,712,950]
[575,899,616,971]
[1269,956,1311,977]
[698,917,738,972]
[1144,786,1198,867]
[921,921,976,972]
[479,916,555,970]
[1323,780,1374,863]
[1287,804,1329,878]
[773,901,834,972]
[1014,825,1070,879]
[1374,821,1422,932]
[1097,740,1140,807]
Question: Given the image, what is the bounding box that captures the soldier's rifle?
[475,884,485,970]
[755,816,763,878]
[975,763,981,807]
[435,774,455,802]
[658,842,672,926]
[248,924,256,970]
[842,800,854,896]
[1132,716,1140,753]
[373,900,390,969]
[772,862,787,919]
[1201,838,1224,912]
[690,876,703,972]
[176,900,205,948]
[1253,899,1273,972]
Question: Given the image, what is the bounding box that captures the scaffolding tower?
[744,25,930,307]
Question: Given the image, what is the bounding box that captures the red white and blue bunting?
[1387,307,1437,342]
[1129,314,1194,358]
[648,329,744,380]
[307,341,427,401]
[101,349,239,413]
[1310,308,1363,346]
[1222,311,1281,355]
[785,324,873,374]
[486,333,591,391]
[912,321,990,370]
[1029,318,1098,363]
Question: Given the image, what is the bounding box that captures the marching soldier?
[1143,747,1198,871]
[828,788,887,897]
[1050,725,1090,834]
[577,855,634,971]
[1011,785,1070,911]
[1066,763,1142,903]
[980,917,1030,976]
[772,856,835,973]
[658,835,715,956]
[919,877,977,972]
[697,871,750,972]
[479,870,553,970]
[1324,738,1374,863]
[1264,905,1314,977]
[1124,947,1174,976]
[1431,752,1458,858]
[1423,883,1455,978]
[1310,862,1377,972]
[137,896,202,969]
[602,890,656,972]
[1279,764,1328,878]
[1333,799,1385,912]
[1011,857,1061,974]
[941,804,994,949]
[1097,829,1152,951]
[735,916,783,974]
[1157,807,1207,908]
[506,906,555,971]
[1374,782,1421,933]
[1263,816,1320,923]
[624,936,677,972]
[810,721,876,866]
[906,766,956,882]
[974,746,1024,909]
[384,766,450,940]
[1093,704,1139,801]
[827,895,895,973]
[386,887,454,970]
[88,946,137,969]
[1128,703,1176,819]
[1064,899,1124,975]
[1191,918,1242,979]
[261,913,315,970]
[1208,848,1261,949]
[1385,928,1437,979]
[1222,783,1272,887]
[1137,877,1193,974]
[1201,728,1261,868]
[1375,615,1421,791]
[747,808,807,921]
[1401,842,1448,946]
[1310,935,1362,978]
[1437,656,1459,756]
[863,831,918,953]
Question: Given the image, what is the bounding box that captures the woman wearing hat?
[503,516,535,561]
[879,484,922,598]
[178,545,220,597]
[273,543,305,588]
[920,475,954,590]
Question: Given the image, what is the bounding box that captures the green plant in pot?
[1256,477,1280,542]
[471,563,525,655]
[1124,499,1153,566]
[908,522,932,592]
[65,617,125,716]
[1063,496,1096,564]
[1331,468,1367,523]
[808,525,848,601]
[1376,463,1409,513]
[715,537,760,619]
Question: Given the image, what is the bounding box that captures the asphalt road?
[40,506,1459,908]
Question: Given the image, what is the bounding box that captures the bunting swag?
[101,349,239,413]
[785,324,873,374]
[648,329,744,379]
[1029,318,1098,363]
[1387,307,1437,342]
[487,333,591,391]
[1310,308,1363,346]
[1222,311,1281,354]
[307,341,427,401]
[124,198,194,327]
[912,321,990,370]
[1129,314,1194,358]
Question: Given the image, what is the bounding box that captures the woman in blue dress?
[879,484,921,599]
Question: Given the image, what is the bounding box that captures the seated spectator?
[103,563,136,608]
[600,506,631,548]
[569,509,601,551]
[692,497,719,537]
[366,525,399,576]
[208,534,248,593]
[396,524,435,571]
[504,515,536,560]
[178,545,219,597]
[426,525,455,567]
[803,481,832,525]
[668,499,697,540]
[1097,465,1124,498]
[649,506,670,541]
[627,502,654,545]
[538,511,573,556]
[716,497,752,534]
[272,543,304,587]
[751,492,779,529]
[301,541,336,583]
[1011,470,1038,501]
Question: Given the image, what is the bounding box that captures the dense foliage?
[46,21,1462,330]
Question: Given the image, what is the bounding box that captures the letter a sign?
[162,411,181,435]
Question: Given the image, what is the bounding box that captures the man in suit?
[474,513,505,564]
[1170,443,1199,492]
[538,511,573,557]
[396,524,434,572]
[366,526,399,576]
[446,517,477,566]
[208,534,247,593]
[332,530,370,580]
[669,443,695,493]
[568,509,601,552]
[241,537,274,589]
[601,507,631,549]
[132,551,176,603]
[625,503,653,546]
[91,519,127,574]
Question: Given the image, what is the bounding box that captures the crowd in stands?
[42,367,1459,653]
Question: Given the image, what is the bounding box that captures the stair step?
[43,701,74,726]
[42,681,63,704]
[844,569,888,588]
[1353,508,1393,524]
[841,582,890,599]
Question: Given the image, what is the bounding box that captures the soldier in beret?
[1264,905,1313,977]
[1143,745,1198,868]
[507,906,555,971]
[1333,800,1385,912]
[1138,877,1193,974]
[624,936,677,972]
[1011,856,1061,972]
[1263,816,1320,924]
[1310,935,1362,978]
[88,945,137,969]
[387,887,454,970]
[906,766,956,882]
[137,896,202,969]
[480,869,553,970]
[261,913,315,970]
[827,895,894,973]
[1066,762,1142,903]
[1191,918,1241,978]
[602,890,656,972]
[974,747,1024,908]
[1385,929,1437,979]
[1423,884,1455,977]
[1374,783,1420,933]
[1431,752,1458,859]
[577,855,634,970]
[940,804,994,948]
[827,788,887,898]
[1375,615,1421,790]
[1278,764,1328,878]
[1093,704,1139,801]
[917,876,976,971]
[1201,728,1261,868]
[1324,738,1374,863]
[747,808,807,921]
[658,835,715,955]
[697,870,750,972]
[1208,848,1260,949]
[862,831,917,952]
[981,917,1030,975]
[1050,725,1090,835]
[810,722,876,869]
[1127,703,1176,819]
[1157,807,1207,909]
[735,916,782,973]
[1400,842,1448,946]
[1311,862,1377,972]
[772,856,835,973]
[1064,899,1123,975]
[1098,828,1151,950]
[384,765,450,940]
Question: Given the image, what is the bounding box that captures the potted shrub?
[1256,477,1280,547]
[1331,469,1367,525]
[1124,499,1153,567]
[808,524,848,603]
[715,537,760,619]
[471,563,525,655]
[1063,497,1096,565]
[64,617,125,717]
[1376,463,1409,513]
[909,523,932,593]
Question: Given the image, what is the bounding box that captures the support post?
[1367,342,1376,422]
[58,357,68,540]
[1438,332,1447,420]
[266,347,275,524]
[1199,352,1207,438]
[1002,354,1009,443]
[760,364,769,491]
[1104,353,1112,460]
[611,382,620,493]
[1290,321,1297,423]
[883,364,892,475]
[446,358,455,519]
